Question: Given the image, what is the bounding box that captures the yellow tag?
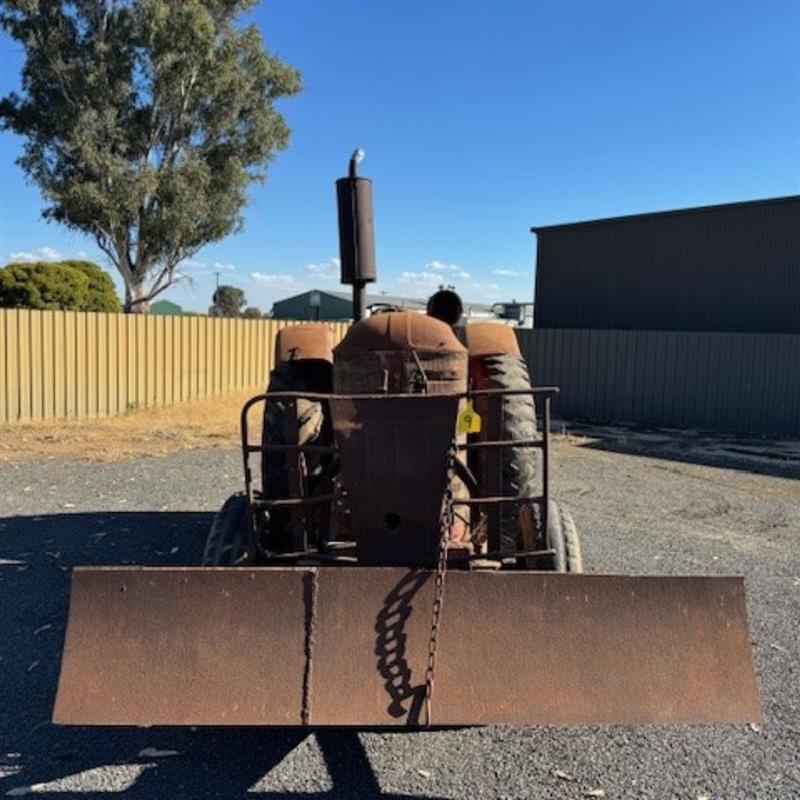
[457,400,482,434]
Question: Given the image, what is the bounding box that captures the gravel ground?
[0,437,798,799]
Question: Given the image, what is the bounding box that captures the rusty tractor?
[54,152,760,728]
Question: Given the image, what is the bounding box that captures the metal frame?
[240,386,559,565]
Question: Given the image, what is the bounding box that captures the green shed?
[271,290,352,321]
[151,299,183,316]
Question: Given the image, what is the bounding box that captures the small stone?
[7,785,49,796]
[7,786,37,797]
[137,747,179,758]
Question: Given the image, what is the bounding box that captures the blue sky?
[1,0,798,312]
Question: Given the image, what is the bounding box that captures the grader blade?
[54,567,760,727]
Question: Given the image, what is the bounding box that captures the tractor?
[53,153,760,728]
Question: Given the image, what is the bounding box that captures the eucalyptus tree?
[1,1,301,312]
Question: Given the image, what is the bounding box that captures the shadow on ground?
[558,420,800,479]
[0,512,441,798]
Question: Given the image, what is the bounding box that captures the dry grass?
[0,390,264,463]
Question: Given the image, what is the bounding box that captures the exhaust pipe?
[336,149,376,321]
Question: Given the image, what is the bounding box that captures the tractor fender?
[458,321,521,359]
[275,324,335,364]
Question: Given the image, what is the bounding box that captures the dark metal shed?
[532,196,800,333]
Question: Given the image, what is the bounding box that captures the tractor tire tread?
[261,360,333,550]
[261,362,327,499]
[202,492,253,566]
[546,500,584,573]
[480,353,538,550]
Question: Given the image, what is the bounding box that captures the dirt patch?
[0,390,264,463]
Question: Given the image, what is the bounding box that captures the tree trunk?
[125,276,150,314]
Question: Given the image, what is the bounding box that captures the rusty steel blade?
[53,567,308,726]
[54,567,760,727]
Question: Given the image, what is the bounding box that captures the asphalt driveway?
[0,438,798,799]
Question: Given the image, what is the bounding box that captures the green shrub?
[0,260,121,312]
[60,261,121,312]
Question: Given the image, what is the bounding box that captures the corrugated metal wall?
[272,291,351,320]
[534,196,800,333]
[4,306,796,436]
[519,328,800,436]
[0,308,349,424]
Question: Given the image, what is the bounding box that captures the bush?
[61,261,121,312]
[0,260,121,312]
[209,285,246,318]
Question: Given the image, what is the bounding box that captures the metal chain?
[424,437,456,727]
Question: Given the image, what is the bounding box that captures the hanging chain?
[424,437,456,727]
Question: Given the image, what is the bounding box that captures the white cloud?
[178,259,237,274]
[472,281,500,291]
[492,269,522,277]
[245,257,341,303]
[9,246,63,262]
[303,258,340,280]
[251,272,296,288]
[399,259,473,287]
[426,260,462,272]
[399,270,443,287]
[372,257,511,305]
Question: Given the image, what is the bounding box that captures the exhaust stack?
[336,149,376,321]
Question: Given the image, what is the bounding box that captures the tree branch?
[30,19,80,111]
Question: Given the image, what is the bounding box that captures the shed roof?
[531,195,800,233]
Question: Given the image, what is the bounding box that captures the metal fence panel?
[519,327,800,436]
[4,310,797,436]
[0,308,349,423]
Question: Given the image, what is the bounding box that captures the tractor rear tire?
[261,360,333,551]
[546,501,583,573]
[202,492,254,566]
[473,353,538,552]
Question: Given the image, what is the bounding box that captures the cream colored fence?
[0,308,349,423]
